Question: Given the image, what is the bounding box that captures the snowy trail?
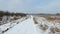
[3,15,38,34]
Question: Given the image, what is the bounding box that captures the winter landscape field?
[0,12,60,34]
[0,0,60,34]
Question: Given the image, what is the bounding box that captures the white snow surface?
[3,15,60,34]
[3,16,39,34]
[0,17,27,34]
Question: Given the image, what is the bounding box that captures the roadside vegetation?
[40,16,60,21]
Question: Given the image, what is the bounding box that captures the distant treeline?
[0,11,26,17]
[30,13,60,15]
[39,13,60,15]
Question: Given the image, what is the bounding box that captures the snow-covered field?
[33,15,60,34]
[0,15,60,34]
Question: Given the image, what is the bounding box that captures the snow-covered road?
[3,16,39,34]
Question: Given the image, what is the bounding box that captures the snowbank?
[0,17,27,34]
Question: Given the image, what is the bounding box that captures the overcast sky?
[0,0,60,14]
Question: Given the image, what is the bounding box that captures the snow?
[34,16,60,34]
[0,17,27,34]
[3,16,38,34]
[2,15,60,34]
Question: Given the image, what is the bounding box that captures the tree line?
[0,11,26,17]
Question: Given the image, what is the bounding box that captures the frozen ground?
[0,15,60,34]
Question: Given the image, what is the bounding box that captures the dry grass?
[50,27,60,34]
[54,27,60,32]
[33,15,60,21]
[39,24,48,31]
[33,17,38,24]
[36,15,60,21]
[44,16,56,21]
